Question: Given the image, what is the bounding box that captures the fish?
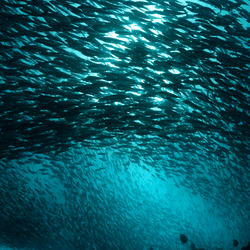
[191,242,196,250]
[233,240,239,247]
[180,234,188,244]
[0,0,250,249]
[241,241,250,250]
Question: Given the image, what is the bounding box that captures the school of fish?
[0,0,250,249]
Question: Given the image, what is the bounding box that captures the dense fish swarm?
[0,0,250,250]
[0,0,250,160]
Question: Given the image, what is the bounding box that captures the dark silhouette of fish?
[241,240,250,250]
[191,242,196,250]
[190,241,205,250]
[180,234,188,244]
[233,240,239,247]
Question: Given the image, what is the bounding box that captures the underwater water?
[0,0,250,249]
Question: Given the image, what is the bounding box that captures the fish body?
[191,242,196,250]
[241,241,250,250]
[180,234,188,244]
[233,240,239,247]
